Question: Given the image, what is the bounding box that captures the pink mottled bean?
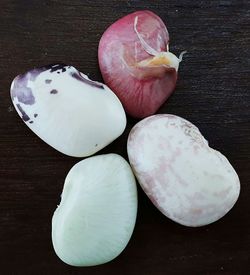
[127,114,240,227]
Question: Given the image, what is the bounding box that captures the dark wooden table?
[1,1,249,274]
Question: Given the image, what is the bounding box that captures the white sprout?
[178,51,187,62]
[134,16,159,56]
[133,15,186,67]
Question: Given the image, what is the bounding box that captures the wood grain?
[0,0,249,274]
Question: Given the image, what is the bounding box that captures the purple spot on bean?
[71,72,104,90]
[29,121,33,124]
[11,74,35,105]
[50,89,58,94]
[16,104,30,122]
[34,113,38,118]
[48,64,68,73]
[11,64,69,105]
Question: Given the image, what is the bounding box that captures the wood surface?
[0,0,249,274]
